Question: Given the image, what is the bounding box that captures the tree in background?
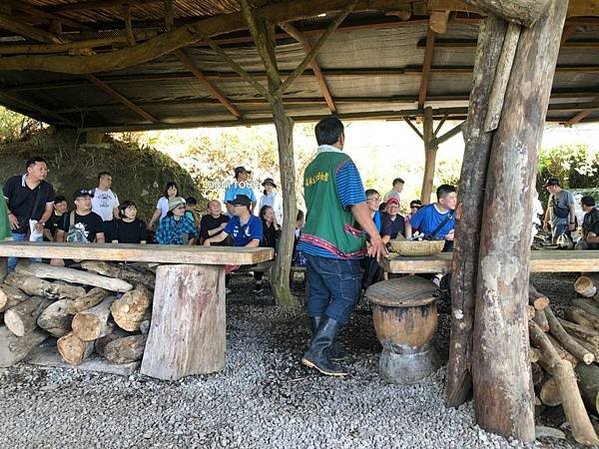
[536,144,599,203]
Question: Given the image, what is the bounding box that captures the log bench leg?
[0,257,6,283]
[141,264,226,380]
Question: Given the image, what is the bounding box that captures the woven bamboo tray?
[389,240,445,257]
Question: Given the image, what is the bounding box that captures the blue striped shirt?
[299,158,366,259]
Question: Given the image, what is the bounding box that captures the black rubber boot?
[302,317,347,376]
[309,316,347,361]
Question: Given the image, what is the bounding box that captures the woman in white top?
[258,178,283,224]
[148,182,178,230]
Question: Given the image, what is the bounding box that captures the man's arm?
[36,203,54,233]
[405,221,413,239]
[568,203,577,231]
[95,232,105,244]
[50,227,66,266]
[245,238,260,248]
[351,203,387,260]
[204,231,229,246]
[43,228,54,242]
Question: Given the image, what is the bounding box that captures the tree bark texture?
[4,296,51,337]
[472,1,568,442]
[141,264,226,380]
[0,326,47,367]
[446,16,508,408]
[37,299,73,337]
[460,0,552,27]
[420,107,437,205]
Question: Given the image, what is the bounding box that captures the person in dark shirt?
[576,196,599,250]
[3,157,56,271]
[51,189,104,267]
[111,200,148,244]
[381,197,405,245]
[199,200,229,245]
[254,205,280,293]
[43,195,68,242]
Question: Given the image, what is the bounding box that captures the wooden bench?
[381,250,599,274]
[0,241,273,380]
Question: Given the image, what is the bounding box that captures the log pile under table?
[529,283,599,445]
[0,261,155,372]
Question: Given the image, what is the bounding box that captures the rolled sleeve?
[335,160,366,209]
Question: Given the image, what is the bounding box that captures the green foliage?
[536,144,599,202]
[0,128,202,221]
[0,107,44,143]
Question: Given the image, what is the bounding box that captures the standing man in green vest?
[298,116,387,376]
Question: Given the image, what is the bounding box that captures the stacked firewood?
[530,282,599,446]
[0,261,155,369]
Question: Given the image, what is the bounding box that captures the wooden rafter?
[418,27,436,109]
[45,0,163,14]
[173,49,241,119]
[0,30,158,55]
[0,90,73,125]
[85,74,159,123]
[0,12,65,44]
[5,0,90,31]
[564,97,599,126]
[122,4,136,46]
[418,38,599,49]
[434,121,465,145]
[403,117,424,140]
[560,24,577,45]
[0,0,401,73]
[281,22,337,114]
[164,0,174,31]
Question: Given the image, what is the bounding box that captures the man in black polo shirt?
[199,200,229,245]
[3,157,55,272]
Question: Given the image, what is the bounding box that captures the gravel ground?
[0,273,594,449]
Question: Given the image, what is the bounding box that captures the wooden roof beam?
[85,74,159,123]
[418,27,436,109]
[173,49,241,119]
[280,22,337,114]
[0,0,409,73]
[0,90,74,125]
[0,12,66,44]
[5,0,90,31]
[45,0,163,14]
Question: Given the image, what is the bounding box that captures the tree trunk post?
[472,0,569,442]
[141,264,226,380]
[0,257,7,283]
[420,107,437,204]
[446,16,509,408]
[269,98,299,309]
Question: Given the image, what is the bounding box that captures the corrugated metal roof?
[0,1,598,129]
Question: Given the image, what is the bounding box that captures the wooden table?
[0,242,274,380]
[382,250,599,274]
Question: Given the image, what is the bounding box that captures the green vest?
[302,151,366,258]
[0,195,11,240]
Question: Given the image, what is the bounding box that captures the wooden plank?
[173,49,241,119]
[5,0,90,31]
[0,241,274,266]
[141,264,225,380]
[383,251,599,274]
[418,27,436,109]
[85,74,159,123]
[26,345,139,376]
[122,4,136,46]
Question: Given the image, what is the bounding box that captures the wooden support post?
[446,15,508,409]
[141,265,226,380]
[420,107,437,204]
[429,10,450,33]
[240,0,299,308]
[471,0,568,442]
